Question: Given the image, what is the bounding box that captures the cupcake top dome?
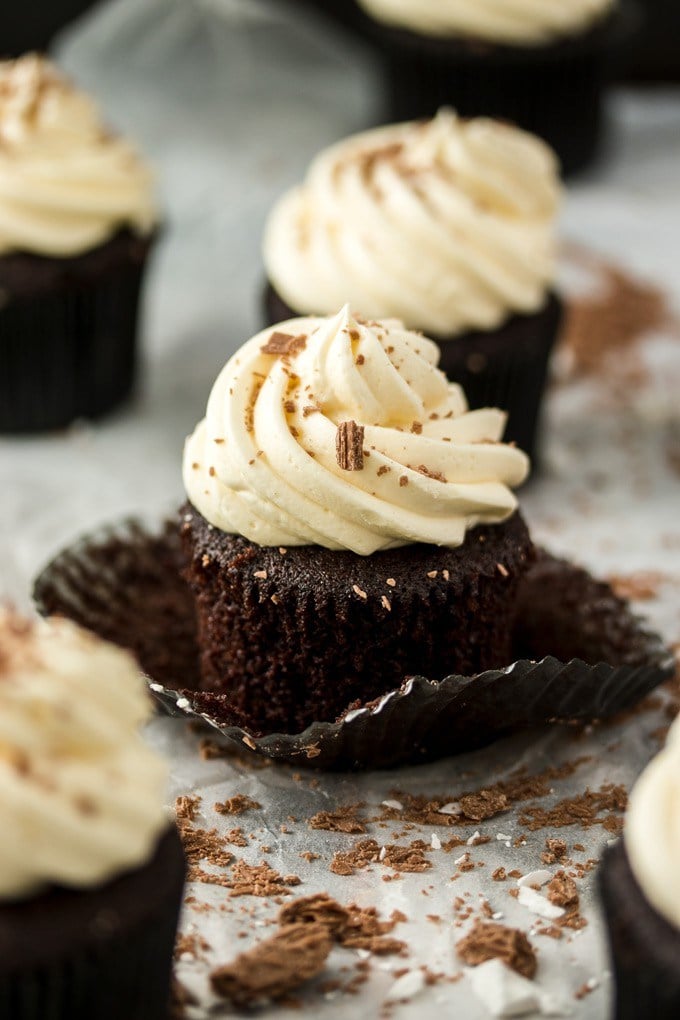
[0,54,157,257]
[356,0,616,45]
[263,110,561,338]
[183,306,529,555]
[625,716,680,929]
[0,610,168,899]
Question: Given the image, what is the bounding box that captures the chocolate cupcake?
[263,111,562,463]
[0,609,185,1020]
[181,307,532,734]
[354,0,629,175]
[0,55,159,433]
[599,719,680,1020]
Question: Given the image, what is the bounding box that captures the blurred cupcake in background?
[263,110,562,464]
[599,717,680,1020]
[0,609,185,1020]
[354,0,633,175]
[0,54,159,433]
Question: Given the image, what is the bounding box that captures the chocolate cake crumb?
[210,922,331,1005]
[456,921,537,979]
[279,893,407,956]
[214,794,262,815]
[330,838,431,876]
[458,790,509,822]
[541,838,568,865]
[175,931,210,960]
[492,867,507,882]
[546,871,579,908]
[176,818,234,873]
[519,783,627,831]
[309,805,367,834]
[175,795,201,822]
[336,420,365,470]
[227,861,301,898]
[416,464,446,482]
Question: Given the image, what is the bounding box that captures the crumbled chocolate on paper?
[546,871,579,908]
[227,860,301,898]
[210,922,332,1006]
[518,783,627,831]
[330,839,431,877]
[456,921,537,980]
[336,420,365,471]
[280,893,407,956]
[541,838,568,865]
[214,794,262,815]
[309,804,367,834]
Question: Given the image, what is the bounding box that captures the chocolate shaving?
[260,331,307,357]
[279,894,406,956]
[336,420,365,471]
[309,804,367,834]
[210,922,332,1006]
[456,921,537,980]
[213,794,261,815]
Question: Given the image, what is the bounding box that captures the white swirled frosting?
[183,307,529,555]
[0,610,168,899]
[625,717,680,929]
[356,0,615,45]
[264,111,560,338]
[0,54,157,257]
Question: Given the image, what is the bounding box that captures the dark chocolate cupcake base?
[264,283,562,463]
[0,826,185,1020]
[599,840,680,1020]
[33,517,674,770]
[0,228,156,433]
[358,4,639,176]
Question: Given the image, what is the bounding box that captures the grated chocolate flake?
[309,804,367,834]
[417,464,447,482]
[260,331,307,357]
[214,794,262,815]
[456,921,537,979]
[336,420,365,470]
[210,922,332,1006]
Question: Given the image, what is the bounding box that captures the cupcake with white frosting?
[263,110,562,462]
[0,609,185,1020]
[180,306,533,734]
[0,53,159,432]
[599,717,680,1020]
[352,0,628,175]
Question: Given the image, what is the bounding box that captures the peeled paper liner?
[33,517,675,771]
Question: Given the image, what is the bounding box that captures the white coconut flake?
[438,802,460,815]
[385,970,426,1003]
[496,833,511,842]
[382,799,403,811]
[517,870,552,889]
[517,886,565,920]
[467,959,540,1017]
[454,853,469,866]
[379,846,387,862]
[431,833,442,850]
[492,911,504,921]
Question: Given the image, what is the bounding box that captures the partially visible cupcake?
[181,306,532,734]
[0,609,185,1020]
[353,0,629,174]
[263,111,562,463]
[599,718,680,1020]
[0,54,158,433]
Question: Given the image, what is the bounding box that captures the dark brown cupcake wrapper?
[599,841,680,1020]
[0,827,185,1020]
[0,231,155,434]
[361,2,640,176]
[33,517,674,771]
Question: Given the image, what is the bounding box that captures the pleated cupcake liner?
[599,841,680,1020]
[33,516,674,771]
[0,245,152,434]
[363,2,640,175]
[0,828,185,1020]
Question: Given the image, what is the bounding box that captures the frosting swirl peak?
[264,110,560,337]
[183,308,529,555]
[0,54,157,256]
